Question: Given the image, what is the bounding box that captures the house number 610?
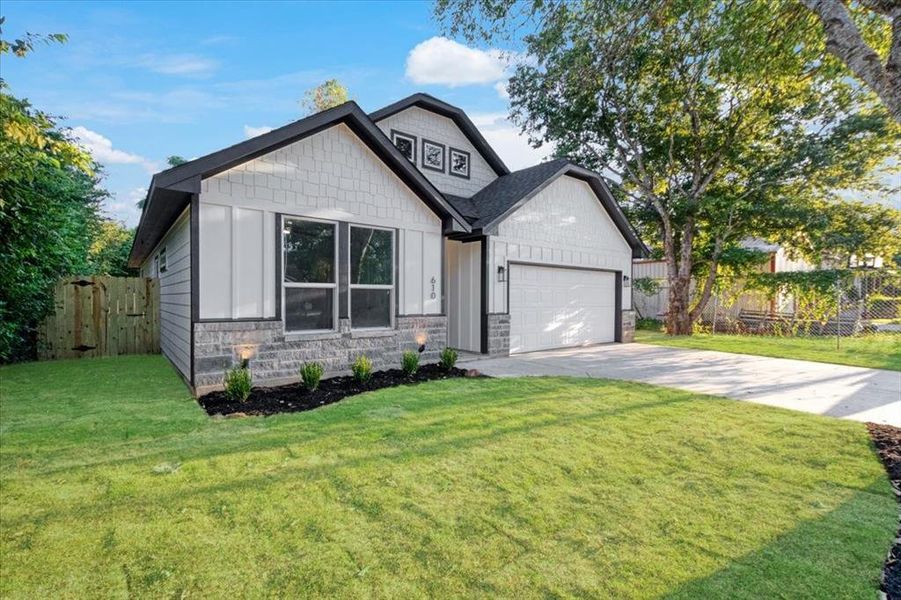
[430,276,436,299]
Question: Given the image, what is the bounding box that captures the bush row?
[224,346,459,402]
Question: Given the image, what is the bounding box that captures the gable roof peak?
[368,93,510,177]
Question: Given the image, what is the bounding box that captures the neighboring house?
[633,238,814,320]
[128,93,646,392]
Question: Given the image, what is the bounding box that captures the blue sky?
[2,1,548,226]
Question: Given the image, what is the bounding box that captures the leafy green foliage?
[790,199,901,267]
[636,318,663,332]
[439,347,458,370]
[300,361,324,391]
[633,277,662,297]
[0,23,112,362]
[166,155,187,167]
[744,269,853,326]
[223,365,252,402]
[352,354,373,383]
[401,350,419,376]
[88,220,135,276]
[0,17,67,60]
[436,0,900,336]
[300,79,349,115]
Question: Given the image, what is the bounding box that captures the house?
[128,93,647,392]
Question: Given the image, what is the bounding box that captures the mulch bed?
[198,363,471,417]
[868,422,901,600]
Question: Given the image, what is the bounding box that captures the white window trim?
[282,216,339,334]
[348,224,395,331]
[158,246,167,273]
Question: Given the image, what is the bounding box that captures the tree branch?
[802,0,901,121]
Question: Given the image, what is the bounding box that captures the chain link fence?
[633,264,901,340]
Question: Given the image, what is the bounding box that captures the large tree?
[437,0,900,334]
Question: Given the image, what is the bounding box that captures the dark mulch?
[867,422,901,600]
[198,363,472,417]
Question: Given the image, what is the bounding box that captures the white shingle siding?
[199,122,442,319]
[374,106,498,197]
[141,208,191,379]
[489,175,633,313]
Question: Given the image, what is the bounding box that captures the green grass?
[1,356,895,598]
[635,329,901,371]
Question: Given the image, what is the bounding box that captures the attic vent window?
[390,130,416,163]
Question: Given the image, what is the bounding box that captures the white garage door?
[509,264,616,353]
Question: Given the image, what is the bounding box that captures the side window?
[283,219,337,332]
[349,226,394,329]
[159,247,167,273]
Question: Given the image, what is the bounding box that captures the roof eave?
[129,101,472,266]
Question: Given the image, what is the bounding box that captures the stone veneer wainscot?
[194,316,447,392]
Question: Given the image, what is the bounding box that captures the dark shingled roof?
[444,194,480,224]
[465,159,570,229]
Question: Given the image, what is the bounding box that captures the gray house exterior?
[129,94,646,393]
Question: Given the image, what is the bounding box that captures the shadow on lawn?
[662,479,893,599]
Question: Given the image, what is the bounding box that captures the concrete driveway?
[464,343,901,426]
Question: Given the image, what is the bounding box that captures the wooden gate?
[37,276,160,360]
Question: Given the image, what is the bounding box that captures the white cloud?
[494,80,510,99]
[71,126,158,173]
[136,53,219,77]
[243,124,274,139]
[469,112,554,171]
[406,37,508,87]
[104,187,146,227]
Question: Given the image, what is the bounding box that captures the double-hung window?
[283,218,337,332]
[349,225,394,329]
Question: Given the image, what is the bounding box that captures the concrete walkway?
[464,343,901,426]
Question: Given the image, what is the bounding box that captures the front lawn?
[1,356,895,598]
[635,329,901,371]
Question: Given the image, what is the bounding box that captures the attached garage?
[508,264,618,353]
[443,158,647,357]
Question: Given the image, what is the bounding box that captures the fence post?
[835,279,841,350]
[712,292,718,335]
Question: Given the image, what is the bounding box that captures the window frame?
[282,216,339,334]
[158,247,168,274]
[348,224,395,331]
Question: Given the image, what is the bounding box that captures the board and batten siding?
[488,175,633,313]
[374,106,498,197]
[445,240,481,352]
[198,122,442,320]
[140,207,191,379]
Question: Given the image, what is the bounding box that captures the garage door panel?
[509,264,616,353]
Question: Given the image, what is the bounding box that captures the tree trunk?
[666,275,694,335]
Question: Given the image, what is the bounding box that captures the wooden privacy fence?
[37,276,160,360]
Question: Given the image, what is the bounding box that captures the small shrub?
[439,347,458,370]
[636,317,663,331]
[300,361,324,391]
[223,366,252,402]
[401,350,419,376]
[352,354,373,383]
